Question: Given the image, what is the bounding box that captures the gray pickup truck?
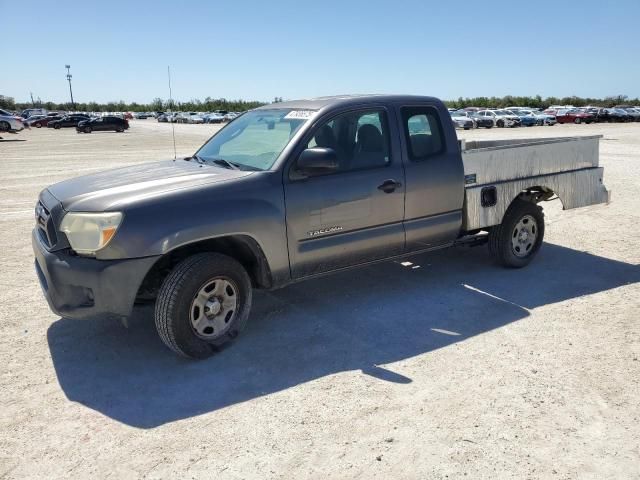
[33,95,610,358]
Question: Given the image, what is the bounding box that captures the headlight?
[60,212,123,255]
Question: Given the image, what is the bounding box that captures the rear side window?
[401,106,445,161]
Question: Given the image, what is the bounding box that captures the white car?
[204,113,225,124]
[476,109,521,128]
[449,111,475,130]
[177,112,204,124]
[0,108,26,133]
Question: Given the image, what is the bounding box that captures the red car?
[27,114,63,128]
[545,108,594,124]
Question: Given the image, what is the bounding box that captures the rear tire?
[574,118,581,124]
[155,253,253,359]
[84,126,92,133]
[54,124,61,129]
[497,120,505,128]
[488,198,545,268]
[35,122,42,128]
[116,126,124,132]
[0,121,9,132]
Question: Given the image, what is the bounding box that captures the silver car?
[0,108,26,133]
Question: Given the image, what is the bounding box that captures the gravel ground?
[1,121,638,479]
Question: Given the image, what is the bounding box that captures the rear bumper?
[32,229,159,319]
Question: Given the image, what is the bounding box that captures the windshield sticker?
[284,110,316,120]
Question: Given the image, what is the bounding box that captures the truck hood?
[47,159,253,211]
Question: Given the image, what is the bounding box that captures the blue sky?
[3,0,639,103]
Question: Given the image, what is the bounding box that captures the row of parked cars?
[448,105,640,129]
[156,111,241,124]
[15,112,130,133]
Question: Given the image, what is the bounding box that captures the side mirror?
[297,147,339,175]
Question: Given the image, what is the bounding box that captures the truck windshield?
[195,109,315,171]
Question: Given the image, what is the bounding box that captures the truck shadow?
[47,243,640,428]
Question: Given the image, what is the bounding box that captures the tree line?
[1,94,638,113]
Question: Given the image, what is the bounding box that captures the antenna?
[167,66,177,160]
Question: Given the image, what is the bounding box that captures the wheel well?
[516,186,559,206]
[136,235,272,302]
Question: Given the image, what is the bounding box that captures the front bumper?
[32,229,159,319]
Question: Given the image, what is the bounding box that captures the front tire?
[0,121,9,132]
[84,126,92,133]
[497,119,505,128]
[488,199,544,268]
[155,253,253,359]
[54,124,61,129]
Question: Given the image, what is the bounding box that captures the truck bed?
[461,135,610,231]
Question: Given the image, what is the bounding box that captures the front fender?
[97,173,291,284]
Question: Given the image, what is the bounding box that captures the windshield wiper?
[211,158,240,170]
[185,154,206,164]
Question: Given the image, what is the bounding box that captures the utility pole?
[30,92,36,107]
[65,65,75,109]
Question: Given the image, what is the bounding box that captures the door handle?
[377,179,402,193]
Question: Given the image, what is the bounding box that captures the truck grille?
[35,201,57,249]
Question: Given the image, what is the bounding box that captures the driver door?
[284,108,406,278]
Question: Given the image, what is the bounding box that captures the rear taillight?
[15,117,23,122]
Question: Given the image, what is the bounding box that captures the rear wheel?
[54,124,61,129]
[0,121,9,132]
[84,126,92,133]
[155,253,253,358]
[116,126,124,132]
[35,122,42,128]
[574,117,581,124]
[488,199,545,268]
[497,119,505,128]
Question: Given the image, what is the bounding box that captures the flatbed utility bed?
[461,135,610,230]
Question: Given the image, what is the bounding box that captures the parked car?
[507,110,538,127]
[464,111,493,128]
[623,108,640,122]
[604,108,633,123]
[204,113,225,124]
[449,111,474,130]
[475,109,521,128]
[582,107,611,123]
[0,108,26,133]
[48,114,91,129]
[20,108,48,119]
[32,94,611,358]
[547,109,595,124]
[76,116,129,133]
[178,112,205,124]
[24,115,48,127]
[530,111,557,126]
[134,112,149,119]
[454,110,489,128]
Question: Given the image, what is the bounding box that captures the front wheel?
[84,126,92,133]
[155,253,253,358]
[488,199,545,268]
[35,122,42,128]
[497,120,505,128]
[54,124,61,129]
[574,118,581,124]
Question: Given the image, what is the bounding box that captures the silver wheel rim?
[511,214,538,258]
[189,277,238,340]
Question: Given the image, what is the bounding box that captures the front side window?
[196,109,314,170]
[302,109,391,174]
[401,106,445,161]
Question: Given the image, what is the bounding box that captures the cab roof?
[254,94,442,111]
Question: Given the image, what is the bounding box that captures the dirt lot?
[1,120,639,479]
